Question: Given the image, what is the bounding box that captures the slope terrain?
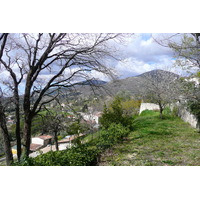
[98,110,200,166]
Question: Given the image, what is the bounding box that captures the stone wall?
[139,103,159,114]
[176,104,199,128]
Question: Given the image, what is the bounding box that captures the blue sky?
[140,33,152,41]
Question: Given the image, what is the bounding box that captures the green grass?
[98,110,200,166]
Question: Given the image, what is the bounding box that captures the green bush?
[188,100,200,129]
[99,97,134,130]
[14,144,99,166]
[171,106,179,117]
[97,123,130,149]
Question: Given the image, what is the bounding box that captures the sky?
[94,33,178,81]
[0,33,184,94]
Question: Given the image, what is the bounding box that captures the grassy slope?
[98,111,200,166]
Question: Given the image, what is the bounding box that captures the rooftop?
[35,135,53,140]
[30,143,43,151]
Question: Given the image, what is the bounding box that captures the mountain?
[138,69,179,79]
[95,69,180,97]
[42,69,180,100]
[77,79,107,86]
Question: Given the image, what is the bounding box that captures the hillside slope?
[60,69,180,99]
[98,110,200,166]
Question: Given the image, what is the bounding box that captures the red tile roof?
[30,143,43,151]
[37,135,53,140]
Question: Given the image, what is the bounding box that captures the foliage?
[121,99,141,116]
[169,34,200,71]
[162,106,171,115]
[99,110,200,166]
[66,120,89,146]
[57,135,64,140]
[0,132,4,154]
[188,100,200,126]
[97,123,130,149]
[180,72,200,129]
[116,90,131,101]
[14,121,131,166]
[139,70,181,119]
[171,106,179,118]
[99,97,134,130]
[13,144,99,166]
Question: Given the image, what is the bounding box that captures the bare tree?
[1,33,129,158]
[0,96,13,166]
[154,33,200,72]
[0,33,14,165]
[154,34,200,122]
[0,90,13,165]
[139,69,181,118]
[41,108,66,151]
[0,34,25,161]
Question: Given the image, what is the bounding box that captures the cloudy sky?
[93,33,179,81]
[115,33,174,77]
[0,33,183,94]
[0,33,188,92]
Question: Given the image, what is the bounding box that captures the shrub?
[171,106,179,117]
[13,144,99,166]
[163,107,171,116]
[99,97,134,130]
[97,123,130,149]
[188,100,200,128]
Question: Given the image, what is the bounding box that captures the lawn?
[98,110,200,166]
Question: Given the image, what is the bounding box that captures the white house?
[31,135,53,146]
[81,112,102,124]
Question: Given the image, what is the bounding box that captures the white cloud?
[112,33,177,78]
[89,70,112,81]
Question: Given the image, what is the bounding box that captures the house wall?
[59,143,70,150]
[43,139,52,146]
[82,114,99,124]
[31,138,44,145]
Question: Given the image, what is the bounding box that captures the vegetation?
[99,97,135,130]
[0,33,128,164]
[14,144,99,166]
[67,120,89,146]
[1,33,200,166]
[189,100,200,130]
[139,69,181,119]
[98,109,200,166]
[14,122,131,166]
[14,97,133,166]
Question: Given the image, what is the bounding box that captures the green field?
[98,110,200,166]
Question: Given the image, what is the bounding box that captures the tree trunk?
[159,103,163,119]
[54,132,59,151]
[23,116,32,157]
[15,107,21,161]
[23,75,32,158]
[14,87,21,161]
[0,101,13,165]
